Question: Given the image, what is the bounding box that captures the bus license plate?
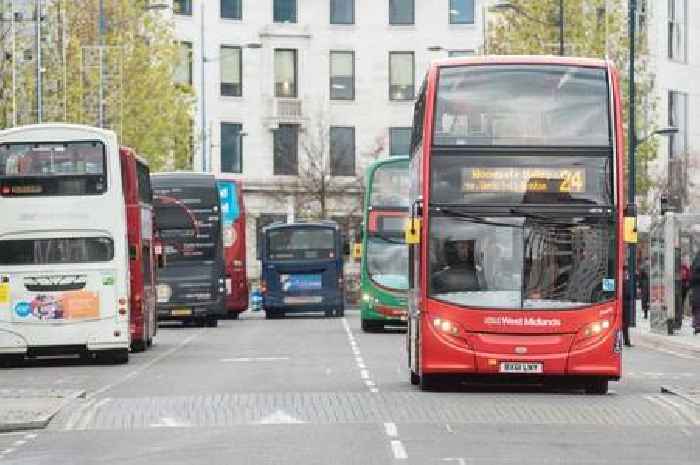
[284,296,323,304]
[171,308,192,316]
[499,362,543,374]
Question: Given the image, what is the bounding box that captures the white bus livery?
[0,124,130,364]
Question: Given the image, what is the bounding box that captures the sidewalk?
[631,303,700,357]
[0,389,84,433]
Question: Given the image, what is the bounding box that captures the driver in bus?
[432,239,482,294]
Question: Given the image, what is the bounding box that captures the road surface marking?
[12,441,25,447]
[342,317,379,393]
[442,459,467,465]
[360,369,370,379]
[76,398,111,430]
[390,440,408,460]
[257,410,306,424]
[654,394,700,425]
[150,417,192,428]
[384,422,398,437]
[65,398,96,431]
[445,423,454,433]
[644,395,696,425]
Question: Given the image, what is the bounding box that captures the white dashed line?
[384,422,398,437]
[0,433,38,461]
[390,440,408,460]
[342,317,379,393]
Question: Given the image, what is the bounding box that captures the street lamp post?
[490,0,565,56]
[627,0,637,329]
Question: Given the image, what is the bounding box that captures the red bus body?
[408,56,624,393]
[218,179,249,316]
[119,147,157,351]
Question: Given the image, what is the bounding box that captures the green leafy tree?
[0,0,194,170]
[487,0,658,203]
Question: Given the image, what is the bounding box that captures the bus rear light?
[1,186,9,195]
[261,281,267,293]
[118,298,127,306]
[118,308,127,316]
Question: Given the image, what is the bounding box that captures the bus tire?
[584,378,608,395]
[410,370,420,386]
[230,312,240,320]
[336,307,345,317]
[100,349,128,365]
[206,317,219,328]
[131,339,147,353]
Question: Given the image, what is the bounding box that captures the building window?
[389,0,414,25]
[174,41,192,85]
[220,123,242,173]
[390,128,411,156]
[274,49,297,98]
[257,214,287,258]
[331,0,354,24]
[173,0,192,15]
[221,0,242,20]
[330,51,354,100]
[274,0,297,23]
[274,124,299,175]
[669,91,688,158]
[449,0,474,24]
[448,50,474,58]
[220,46,242,96]
[668,0,687,62]
[389,52,414,100]
[330,127,355,176]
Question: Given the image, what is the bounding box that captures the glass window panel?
[256,214,287,258]
[390,52,414,100]
[274,49,297,97]
[274,0,297,23]
[390,128,411,156]
[221,0,241,19]
[220,123,242,173]
[220,46,242,96]
[390,0,414,24]
[669,91,688,158]
[331,0,354,24]
[330,127,355,176]
[173,0,192,15]
[0,237,114,265]
[668,0,687,61]
[274,124,299,175]
[330,51,354,100]
[434,65,611,146]
[450,0,474,24]
[174,42,192,85]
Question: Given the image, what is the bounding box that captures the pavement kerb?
[631,328,700,359]
[0,390,85,433]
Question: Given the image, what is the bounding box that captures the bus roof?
[368,156,409,172]
[263,221,339,232]
[431,55,610,70]
[151,172,217,187]
[0,123,118,143]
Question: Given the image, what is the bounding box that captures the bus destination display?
[462,167,586,194]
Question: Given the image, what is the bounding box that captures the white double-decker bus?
[0,124,130,364]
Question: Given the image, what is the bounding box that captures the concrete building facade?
[168,0,492,277]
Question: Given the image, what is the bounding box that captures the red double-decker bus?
[218,179,248,318]
[406,56,624,394]
[120,148,157,351]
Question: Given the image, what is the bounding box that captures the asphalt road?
[1,309,699,465]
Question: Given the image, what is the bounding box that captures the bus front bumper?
[0,322,130,355]
[157,297,225,321]
[361,302,407,324]
[421,321,621,380]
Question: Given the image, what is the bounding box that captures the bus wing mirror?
[352,243,362,260]
[405,219,421,245]
[623,217,638,244]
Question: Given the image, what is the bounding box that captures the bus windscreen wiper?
[369,232,405,245]
[436,207,518,228]
[509,208,587,226]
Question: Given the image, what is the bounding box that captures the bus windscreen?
[0,142,106,195]
[154,186,220,264]
[370,164,409,208]
[433,65,610,147]
[268,228,335,261]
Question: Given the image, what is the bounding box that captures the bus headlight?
[573,319,612,350]
[432,318,459,336]
[157,284,172,303]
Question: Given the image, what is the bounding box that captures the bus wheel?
[230,312,240,320]
[335,307,345,318]
[0,354,24,368]
[265,311,279,320]
[584,378,609,395]
[206,317,219,328]
[410,371,420,386]
[131,339,147,353]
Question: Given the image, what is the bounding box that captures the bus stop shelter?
[648,213,700,334]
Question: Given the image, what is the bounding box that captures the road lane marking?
[654,395,700,426]
[12,441,25,447]
[342,317,379,393]
[76,398,111,431]
[644,394,697,425]
[445,423,454,433]
[390,440,408,460]
[150,417,192,428]
[64,398,96,431]
[384,422,398,437]
[442,459,467,465]
[256,410,306,424]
